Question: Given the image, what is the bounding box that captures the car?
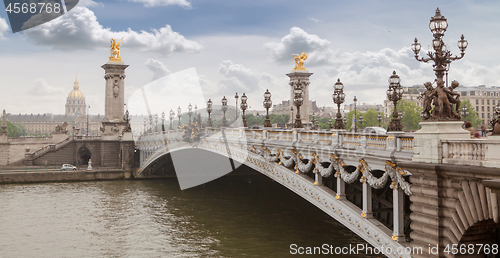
[61,164,77,171]
[363,127,387,134]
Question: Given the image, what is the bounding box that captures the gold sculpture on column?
[109,37,124,62]
[291,52,308,71]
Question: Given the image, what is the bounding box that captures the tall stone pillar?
[287,71,313,127]
[1,109,7,141]
[101,61,128,138]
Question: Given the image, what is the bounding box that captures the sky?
[1,0,500,116]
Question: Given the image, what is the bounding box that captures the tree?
[6,121,26,137]
[393,100,422,131]
[461,100,482,128]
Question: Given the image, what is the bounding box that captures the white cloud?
[145,58,171,81]
[27,78,66,96]
[264,27,334,66]
[23,6,202,55]
[0,16,9,40]
[308,17,320,23]
[79,0,104,7]
[128,0,190,8]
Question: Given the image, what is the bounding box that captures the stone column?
[287,71,312,127]
[101,61,129,139]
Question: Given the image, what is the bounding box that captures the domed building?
[65,77,86,116]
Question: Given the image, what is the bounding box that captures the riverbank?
[0,168,133,184]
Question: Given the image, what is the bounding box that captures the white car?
[61,164,77,171]
[363,127,387,134]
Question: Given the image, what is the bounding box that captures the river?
[0,169,383,257]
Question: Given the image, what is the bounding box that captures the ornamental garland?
[249,145,412,196]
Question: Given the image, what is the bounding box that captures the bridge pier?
[401,162,500,257]
[362,180,373,219]
[336,174,346,200]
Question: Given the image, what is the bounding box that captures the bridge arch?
[136,139,413,257]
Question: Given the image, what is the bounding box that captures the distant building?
[271,100,319,115]
[345,103,383,113]
[383,85,425,118]
[1,78,100,135]
[455,85,500,124]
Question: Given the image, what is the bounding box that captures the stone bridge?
[136,126,500,258]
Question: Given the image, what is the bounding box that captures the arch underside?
[139,141,412,258]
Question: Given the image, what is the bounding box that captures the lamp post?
[343,116,347,128]
[387,71,404,131]
[221,96,228,127]
[235,93,239,121]
[353,96,357,132]
[161,111,165,132]
[292,79,305,128]
[177,106,182,128]
[207,99,213,127]
[359,114,364,130]
[263,89,272,127]
[377,112,383,127]
[143,118,147,134]
[187,103,193,125]
[86,105,90,136]
[169,109,174,130]
[332,78,346,129]
[411,8,468,85]
[240,94,248,127]
[149,115,153,133]
[154,113,158,133]
[311,114,316,130]
[460,107,469,121]
[328,118,333,129]
[72,126,75,165]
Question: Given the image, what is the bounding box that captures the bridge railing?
[442,139,500,167]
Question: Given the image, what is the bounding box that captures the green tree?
[393,100,422,131]
[461,100,482,128]
[6,121,26,137]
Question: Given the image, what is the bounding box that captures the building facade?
[455,85,500,124]
[383,85,425,118]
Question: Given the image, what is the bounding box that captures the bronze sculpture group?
[420,79,462,121]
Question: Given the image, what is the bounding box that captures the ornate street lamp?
[343,116,347,128]
[332,78,346,129]
[328,118,333,129]
[177,106,182,128]
[411,8,467,83]
[161,111,165,132]
[206,99,213,127]
[235,93,239,121]
[149,115,153,133]
[412,8,468,121]
[353,96,357,132]
[263,89,272,127]
[154,113,158,132]
[221,96,228,127]
[387,71,403,131]
[188,103,193,124]
[240,93,248,127]
[311,114,316,130]
[169,109,175,130]
[359,114,364,130]
[460,107,469,121]
[377,112,383,127]
[291,79,306,128]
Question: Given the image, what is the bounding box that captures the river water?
[0,170,382,257]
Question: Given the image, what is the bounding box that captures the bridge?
[136,126,500,258]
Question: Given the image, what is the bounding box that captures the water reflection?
[0,168,382,257]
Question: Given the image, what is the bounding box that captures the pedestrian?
[464,122,480,139]
[481,125,487,137]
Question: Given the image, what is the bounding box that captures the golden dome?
[67,77,85,100]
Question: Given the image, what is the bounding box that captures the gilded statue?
[109,37,124,62]
[291,52,308,71]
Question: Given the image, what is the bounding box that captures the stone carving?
[420,79,461,120]
[53,122,68,134]
[490,105,500,135]
[113,79,119,98]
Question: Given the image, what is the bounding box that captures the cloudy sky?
[1,0,500,116]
